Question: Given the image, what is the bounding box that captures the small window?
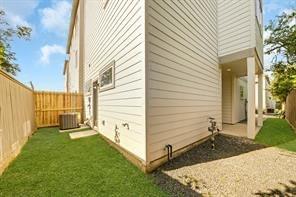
[99,61,115,92]
[84,79,92,94]
[240,86,244,100]
[75,51,78,68]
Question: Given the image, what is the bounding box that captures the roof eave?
[66,0,79,54]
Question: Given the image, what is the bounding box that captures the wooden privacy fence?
[34,91,83,128]
[286,89,296,128]
[0,69,36,174]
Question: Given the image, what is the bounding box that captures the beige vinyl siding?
[218,0,252,57]
[84,0,146,161]
[255,21,264,64]
[147,0,222,162]
[222,71,232,124]
[68,4,80,93]
[254,0,264,65]
[78,2,84,94]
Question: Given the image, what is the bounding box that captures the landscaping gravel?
[152,135,296,197]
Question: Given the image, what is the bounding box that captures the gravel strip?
[151,135,296,197]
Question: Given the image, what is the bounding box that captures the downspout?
[165,144,173,161]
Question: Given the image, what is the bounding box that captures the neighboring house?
[263,75,276,113]
[236,75,276,117]
[64,0,264,172]
[63,1,84,93]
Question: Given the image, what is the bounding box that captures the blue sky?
[0,0,71,91]
[0,0,295,91]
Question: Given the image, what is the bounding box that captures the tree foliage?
[269,63,296,102]
[0,10,31,75]
[265,10,296,103]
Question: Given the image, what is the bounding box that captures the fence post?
[286,89,296,129]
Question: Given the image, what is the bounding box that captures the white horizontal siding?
[147,0,222,162]
[84,0,146,160]
[218,0,252,57]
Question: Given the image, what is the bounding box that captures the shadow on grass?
[151,135,266,196]
[255,180,296,196]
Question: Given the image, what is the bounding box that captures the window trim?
[99,61,115,92]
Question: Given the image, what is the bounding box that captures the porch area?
[221,55,264,139]
[222,122,261,138]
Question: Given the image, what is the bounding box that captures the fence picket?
[0,70,35,174]
[34,91,83,128]
[286,90,296,128]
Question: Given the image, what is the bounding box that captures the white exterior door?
[239,79,248,121]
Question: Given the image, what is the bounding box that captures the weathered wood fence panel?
[0,70,36,174]
[286,89,296,128]
[34,91,83,128]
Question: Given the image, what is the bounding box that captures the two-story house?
[63,0,84,93]
[64,0,264,172]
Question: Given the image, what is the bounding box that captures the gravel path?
[152,135,296,197]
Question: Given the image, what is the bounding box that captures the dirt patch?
[152,135,296,196]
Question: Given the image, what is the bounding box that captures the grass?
[0,127,168,197]
[255,118,296,152]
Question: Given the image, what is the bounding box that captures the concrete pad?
[59,125,89,133]
[69,130,98,140]
[222,123,248,137]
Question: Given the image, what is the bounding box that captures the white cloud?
[264,29,273,70]
[39,1,71,37]
[281,9,296,27]
[281,8,294,15]
[40,44,65,64]
[264,54,274,70]
[0,0,38,28]
[264,30,271,41]
[8,14,31,27]
[1,0,39,17]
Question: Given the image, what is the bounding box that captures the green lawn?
[0,128,167,197]
[255,118,296,152]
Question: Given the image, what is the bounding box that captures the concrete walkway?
[69,130,98,140]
